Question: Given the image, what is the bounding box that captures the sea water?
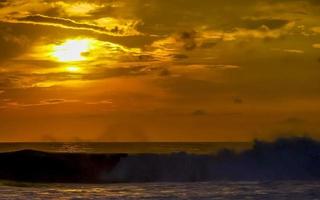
[0,141,319,199]
[1,181,320,200]
[0,142,250,154]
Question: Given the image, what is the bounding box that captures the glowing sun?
[52,39,92,62]
[65,66,81,73]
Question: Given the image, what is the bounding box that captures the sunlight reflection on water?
[0,142,251,154]
[1,181,320,200]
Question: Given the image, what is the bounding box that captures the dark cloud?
[171,54,189,60]
[308,0,320,4]
[242,18,291,30]
[0,0,7,8]
[233,97,243,104]
[134,0,257,34]
[41,99,68,104]
[83,66,149,80]
[0,26,31,61]
[137,54,156,62]
[177,31,197,51]
[281,117,305,125]
[0,77,15,89]
[192,109,208,116]
[159,68,171,77]
[200,42,218,49]
[207,65,240,70]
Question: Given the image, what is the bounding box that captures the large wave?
[1,137,320,183]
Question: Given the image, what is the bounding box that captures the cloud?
[86,100,112,105]
[0,0,141,37]
[0,95,114,109]
[82,66,151,81]
[242,18,291,30]
[150,30,200,59]
[0,65,167,89]
[171,54,189,60]
[281,117,305,125]
[203,21,296,41]
[207,65,240,70]
[233,97,244,104]
[192,109,208,116]
[271,48,304,54]
[283,49,304,54]
[1,98,80,108]
[313,44,320,49]
[1,0,320,141]
[158,68,171,77]
[0,75,19,89]
[4,14,141,37]
[148,19,296,63]
[41,99,75,104]
[20,14,106,32]
[94,17,142,36]
[53,2,103,17]
[177,31,198,51]
[0,27,31,61]
[311,27,320,34]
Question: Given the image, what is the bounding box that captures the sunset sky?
[0,0,320,142]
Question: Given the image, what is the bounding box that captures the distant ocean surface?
[0,142,251,154]
[1,181,320,200]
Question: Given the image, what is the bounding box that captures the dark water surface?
[0,181,320,200]
[0,142,251,154]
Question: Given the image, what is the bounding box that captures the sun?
[65,66,81,73]
[52,39,93,62]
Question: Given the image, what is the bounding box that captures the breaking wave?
[1,137,320,183]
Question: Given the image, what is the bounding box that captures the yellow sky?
[0,0,320,141]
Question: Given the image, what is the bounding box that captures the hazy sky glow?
[0,0,320,141]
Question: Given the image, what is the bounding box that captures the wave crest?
[1,137,320,183]
[104,137,320,182]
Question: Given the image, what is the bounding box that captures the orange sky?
[0,0,320,141]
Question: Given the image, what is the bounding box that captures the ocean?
[0,142,251,154]
[1,181,320,199]
[0,140,320,199]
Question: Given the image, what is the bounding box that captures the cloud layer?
[0,0,320,141]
